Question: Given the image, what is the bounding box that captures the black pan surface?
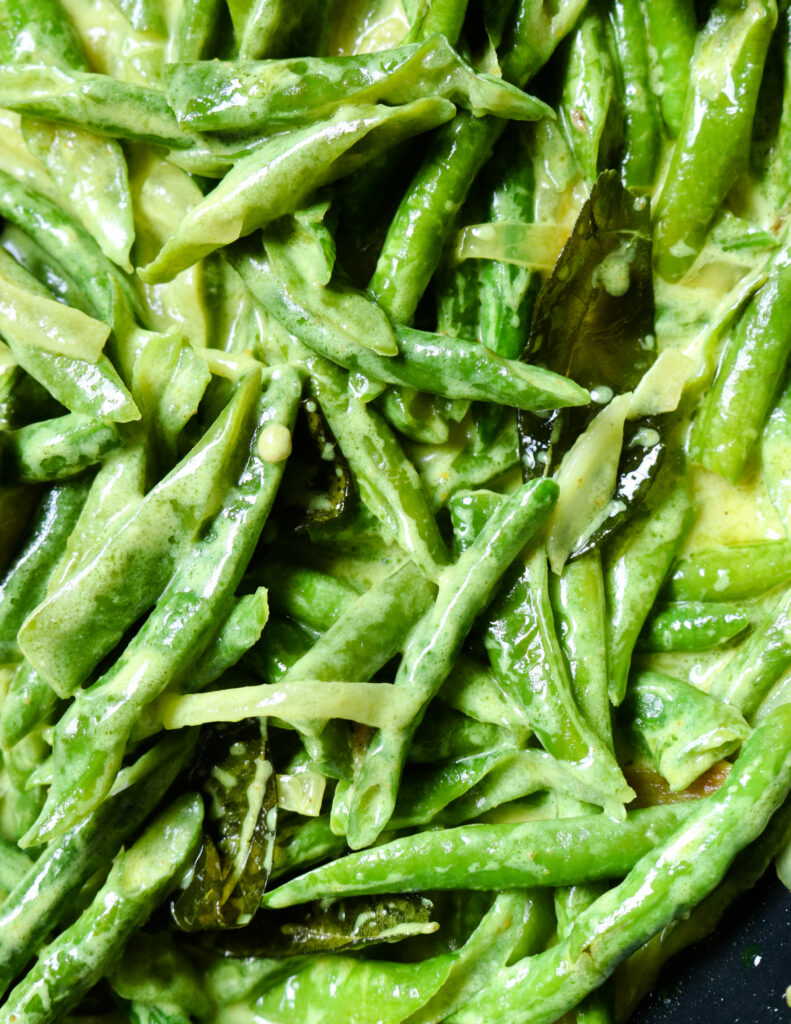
[632,868,791,1023]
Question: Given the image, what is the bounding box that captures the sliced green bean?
[345,479,560,849]
[26,369,300,845]
[622,671,751,791]
[604,468,693,704]
[2,413,121,483]
[0,168,139,322]
[226,0,332,60]
[476,127,540,360]
[251,233,589,411]
[142,99,456,282]
[0,793,203,1024]
[486,551,632,810]
[636,600,752,652]
[550,551,613,751]
[709,586,791,718]
[0,65,193,148]
[0,731,195,997]
[18,376,259,696]
[253,562,359,632]
[667,539,791,601]
[0,250,139,424]
[449,704,791,1024]
[170,0,223,60]
[558,5,618,188]
[640,0,697,136]
[0,662,58,750]
[653,0,777,280]
[166,38,551,132]
[264,803,696,906]
[689,247,791,482]
[611,0,661,190]
[368,0,587,324]
[0,479,89,663]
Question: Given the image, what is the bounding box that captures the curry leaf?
[200,894,437,957]
[518,170,661,554]
[172,719,278,930]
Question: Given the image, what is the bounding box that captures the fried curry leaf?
[518,170,662,555]
[200,894,437,957]
[172,720,278,930]
[526,169,654,390]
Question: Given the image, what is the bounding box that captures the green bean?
[614,797,791,1021]
[0,731,195,997]
[141,99,456,283]
[422,413,521,509]
[0,662,58,750]
[549,551,613,751]
[0,65,193,149]
[476,127,540,360]
[438,749,620,827]
[438,654,531,732]
[0,484,40,577]
[0,793,203,1024]
[0,835,32,900]
[758,4,791,208]
[187,588,270,692]
[0,728,48,843]
[636,600,752,652]
[0,479,89,663]
[0,169,140,322]
[622,671,751,791]
[227,0,333,60]
[300,350,450,580]
[167,39,551,132]
[253,562,359,632]
[17,376,259,696]
[555,884,614,1024]
[272,815,348,880]
[384,748,519,829]
[605,469,693,704]
[763,370,791,529]
[709,587,791,718]
[378,386,451,445]
[0,250,139,424]
[405,890,555,1024]
[448,489,507,555]
[640,0,697,137]
[486,551,632,811]
[345,478,560,849]
[264,803,695,906]
[2,414,121,484]
[610,0,661,190]
[558,5,618,188]
[272,561,437,775]
[689,248,791,482]
[368,0,588,325]
[0,223,86,314]
[448,704,791,1024]
[25,369,300,845]
[170,0,223,60]
[408,704,526,764]
[0,0,136,269]
[667,539,791,601]
[405,0,468,44]
[252,232,589,411]
[653,0,777,280]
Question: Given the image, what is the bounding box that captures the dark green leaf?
[172,720,278,930]
[518,170,662,553]
[199,894,437,956]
